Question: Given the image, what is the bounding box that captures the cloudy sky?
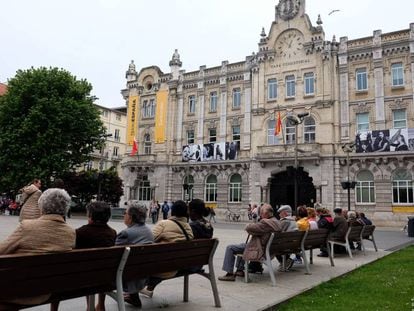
[1,0,413,108]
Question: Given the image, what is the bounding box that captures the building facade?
[88,104,127,178]
[121,0,414,225]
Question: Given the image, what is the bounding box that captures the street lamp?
[341,143,357,211]
[97,133,113,201]
[286,112,309,212]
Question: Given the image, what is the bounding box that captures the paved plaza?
[0,215,412,311]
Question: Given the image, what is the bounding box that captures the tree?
[61,168,123,209]
[0,67,106,192]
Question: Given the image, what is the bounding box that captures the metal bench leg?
[361,240,366,256]
[266,256,276,287]
[88,295,95,311]
[208,261,222,308]
[183,274,189,302]
[327,242,334,266]
[302,250,311,275]
[244,260,249,283]
[371,236,378,252]
[330,242,335,259]
[310,249,313,265]
[346,243,353,259]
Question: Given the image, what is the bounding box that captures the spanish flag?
[275,111,282,136]
[131,138,138,156]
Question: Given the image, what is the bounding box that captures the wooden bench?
[361,225,378,254]
[242,231,305,286]
[301,229,334,272]
[0,239,221,310]
[328,225,364,261]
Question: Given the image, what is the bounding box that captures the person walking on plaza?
[218,203,281,281]
[19,178,42,221]
[116,202,154,308]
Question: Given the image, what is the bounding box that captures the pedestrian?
[149,199,158,224]
[161,201,170,220]
[209,208,217,223]
[19,178,42,222]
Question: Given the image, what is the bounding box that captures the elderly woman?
[0,188,75,310]
[19,178,42,221]
[115,202,154,308]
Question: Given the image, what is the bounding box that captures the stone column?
[338,37,350,141]
[373,30,385,129]
[176,92,184,153]
[410,23,414,103]
[219,63,228,141]
[197,91,205,144]
[243,71,252,149]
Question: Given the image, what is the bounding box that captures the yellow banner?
[126,95,140,146]
[155,90,169,143]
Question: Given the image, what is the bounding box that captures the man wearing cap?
[275,205,298,271]
[218,204,281,281]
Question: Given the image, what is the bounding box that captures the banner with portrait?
[355,128,412,153]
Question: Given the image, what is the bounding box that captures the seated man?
[328,208,349,255]
[276,205,298,271]
[218,204,281,281]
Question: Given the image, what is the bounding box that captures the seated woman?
[188,199,213,239]
[75,201,117,311]
[140,200,193,298]
[0,188,75,310]
[115,202,154,308]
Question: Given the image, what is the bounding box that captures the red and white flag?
[131,138,138,156]
[275,111,282,136]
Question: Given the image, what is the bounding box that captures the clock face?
[276,30,304,59]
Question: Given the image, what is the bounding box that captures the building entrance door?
[269,167,316,211]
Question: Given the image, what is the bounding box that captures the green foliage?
[61,168,123,207]
[276,246,414,311]
[0,67,106,192]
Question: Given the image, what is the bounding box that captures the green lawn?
[276,246,414,311]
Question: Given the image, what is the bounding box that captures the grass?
[275,246,414,311]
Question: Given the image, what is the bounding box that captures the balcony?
[256,143,322,162]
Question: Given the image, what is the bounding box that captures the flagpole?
[277,105,286,145]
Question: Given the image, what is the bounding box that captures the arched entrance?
[269,167,316,211]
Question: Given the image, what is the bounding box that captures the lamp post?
[341,143,357,211]
[287,112,309,212]
[97,133,113,201]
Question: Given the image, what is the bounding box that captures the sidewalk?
[0,216,412,311]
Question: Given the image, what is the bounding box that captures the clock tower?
[275,0,305,23]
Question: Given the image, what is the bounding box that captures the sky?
[1,0,413,108]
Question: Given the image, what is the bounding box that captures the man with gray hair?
[218,203,282,281]
[276,205,298,271]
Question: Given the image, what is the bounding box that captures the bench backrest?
[347,225,364,241]
[302,229,330,250]
[267,231,305,257]
[0,246,126,301]
[123,239,218,281]
[362,225,376,239]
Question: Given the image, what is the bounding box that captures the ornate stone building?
[121,0,414,225]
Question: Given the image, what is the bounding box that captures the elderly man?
[218,204,281,281]
[275,205,298,271]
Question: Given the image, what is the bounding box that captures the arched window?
[267,120,279,145]
[392,169,413,204]
[303,116,316,143]
[356,171,375,204]
[139,176,152,201]
[144,134,151,155]
[182,175,194,202]
[229,174,242,203]
[205,175,217,203]
[285,118,296,145]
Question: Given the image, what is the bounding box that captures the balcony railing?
[256,143,322,159]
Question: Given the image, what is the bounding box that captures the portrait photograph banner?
[356,128,412,153]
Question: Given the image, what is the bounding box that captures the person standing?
[149,199,158,224]
[161,201,170,220]
[19,178,42,222]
